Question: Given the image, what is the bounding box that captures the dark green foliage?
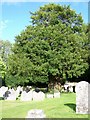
[5,3,89,86]
[31,3,83,33]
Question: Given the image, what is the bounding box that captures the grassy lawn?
[0,93,88,118]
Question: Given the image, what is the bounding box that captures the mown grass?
[0,93,88,118]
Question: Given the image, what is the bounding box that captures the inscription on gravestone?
[26,109,46,118]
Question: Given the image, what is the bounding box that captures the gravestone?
[47,94,53,98]
[20,91,33,101]
[17,86,23,92]
[0,86,8,97]
[32,91,45,101]
[5,90,17,100]
[54,92,60,98]
[76,81,90,114]
[26,109,46,118]
[6,93,16,100]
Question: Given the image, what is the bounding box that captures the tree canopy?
[5,3,89,87]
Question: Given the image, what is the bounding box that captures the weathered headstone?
[76,81,90,114]
[26,109,46,118]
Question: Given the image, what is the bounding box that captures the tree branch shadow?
[64,103,76,112]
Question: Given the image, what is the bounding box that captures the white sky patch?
[0,0,89,2]
[0,20,9,39]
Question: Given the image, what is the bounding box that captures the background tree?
[0,40,12,86]
[0,40,12,62]
[0,57,6,86]
[6,3,89,88]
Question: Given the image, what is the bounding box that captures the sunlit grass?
[0,93,88,118]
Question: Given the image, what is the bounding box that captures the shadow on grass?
[64,103,76,112]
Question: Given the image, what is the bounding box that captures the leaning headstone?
[76,81,90,114]
[26,109,46,118]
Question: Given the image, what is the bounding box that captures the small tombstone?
[32,91,45,101]
[0,86,8,97]
[47,94,53,98]
[76,81,90,114]
[20,91,27,101]
[17,86,22,92]
[27,91,33,101]
[20,91,33,101]
[26,109,46,118]
[6,94,16,100]
[54,92,60,98]
[6,90,17,100]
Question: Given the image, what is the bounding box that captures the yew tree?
[6,3,89,86]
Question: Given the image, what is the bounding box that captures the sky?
[0,1,89,43]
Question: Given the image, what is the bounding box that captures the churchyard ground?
[0,93,88,118]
